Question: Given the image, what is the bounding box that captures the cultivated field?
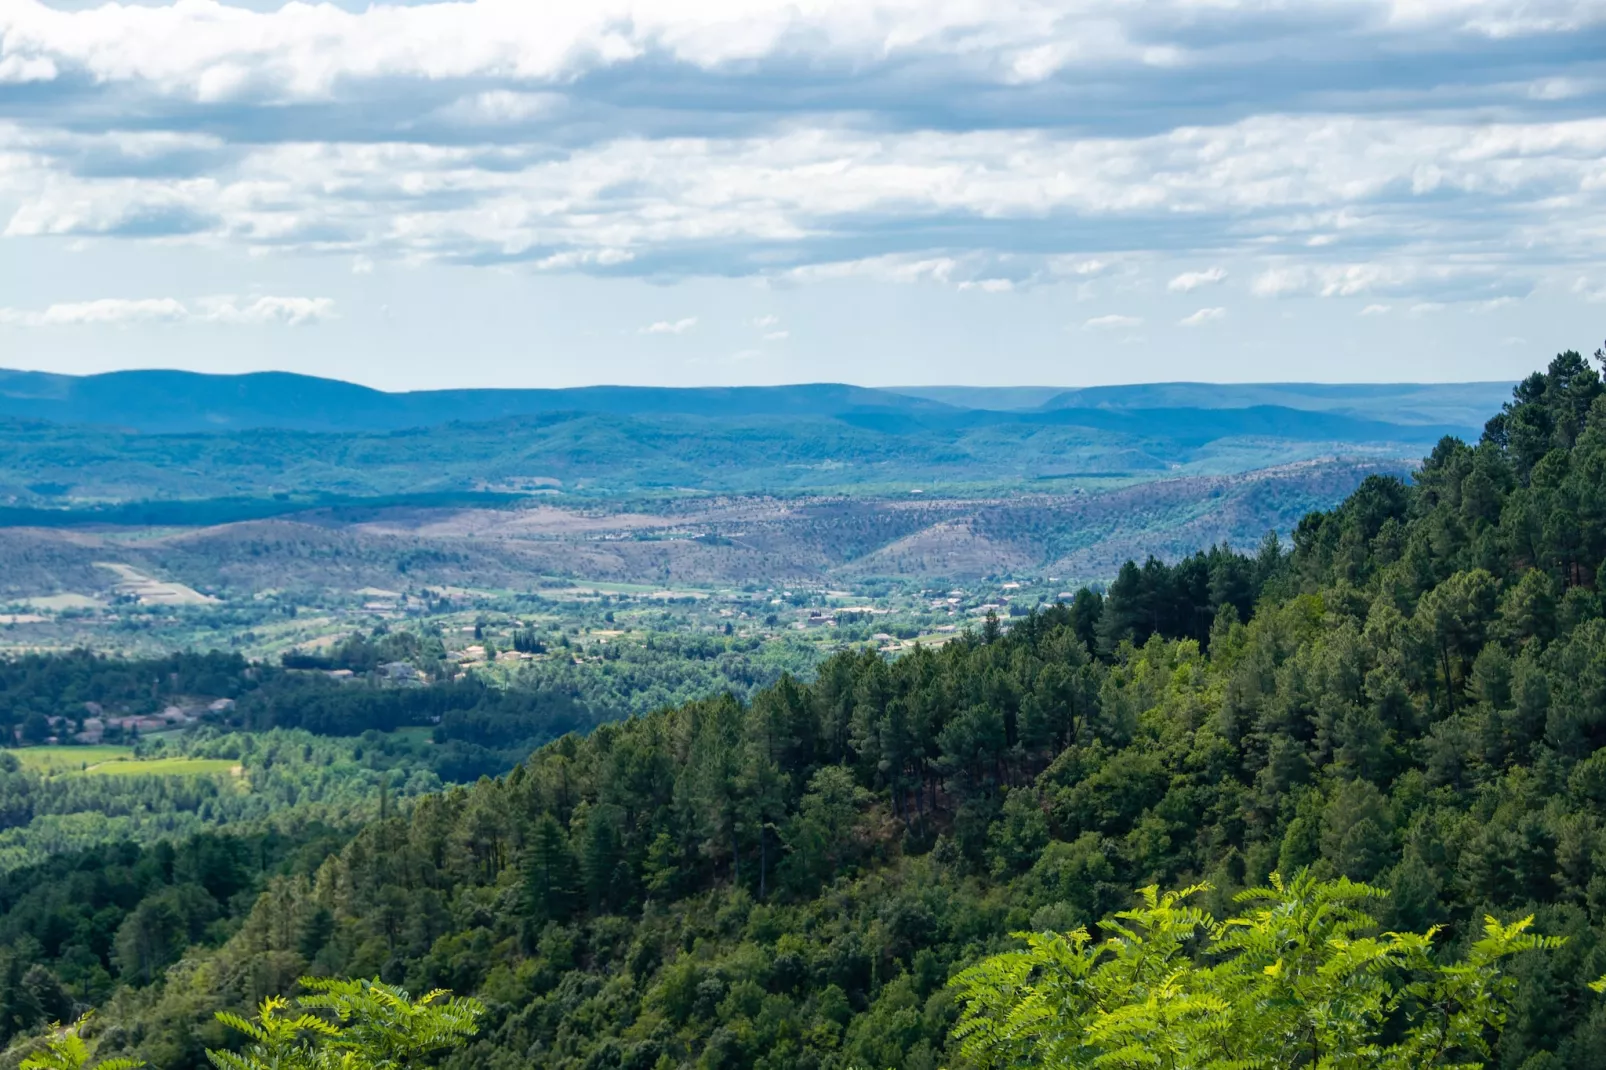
[80,756,240,777]
[10,745,135,774]
[9,746,239,778]
[95,561,218,605]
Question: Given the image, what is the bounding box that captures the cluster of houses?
[445,648,535,667]
[319,662,428,684]
[44,698,238,745]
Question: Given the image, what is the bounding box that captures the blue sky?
[1,0,1605,390]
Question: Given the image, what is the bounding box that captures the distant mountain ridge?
[1036,381,1515,428]
[893,381,1514,426]
[0,367,1508,436]
[0,368,951,434]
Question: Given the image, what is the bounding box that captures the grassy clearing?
[5,747,240,778]
[9,745,134,774]
[388,726,435,743]
[80,757,239,778]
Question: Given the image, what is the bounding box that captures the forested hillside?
[3,352,1605,1069]
[0,649,601,783]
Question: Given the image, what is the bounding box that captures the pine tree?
[519,813,577,923]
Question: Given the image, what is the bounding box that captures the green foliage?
[280,634,448,676]
[0,652,249,729]
[507,633,822,721]
[0,728,445,872]
[950,871,1561,1069]
[206,978,481,1070]
[18,1014,143,1070]
[0,647,600,778]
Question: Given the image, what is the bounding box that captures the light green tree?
[19,1014,143,1070]
[949,871,1561,1069]
[206,977,482,1070]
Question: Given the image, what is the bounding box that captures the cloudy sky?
[1,0,1605,389]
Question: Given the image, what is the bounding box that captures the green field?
[8,745,134,775]
[6,747,239,778]
[80,757,240,778]
[388,726,436,743]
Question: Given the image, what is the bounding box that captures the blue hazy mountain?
[2,367,1500,437]
[0,368,952,434]
[0,367,1493,513]
[1033,381,1514,428]
[893,381,1512,426]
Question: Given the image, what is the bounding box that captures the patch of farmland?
[94,562,218,605]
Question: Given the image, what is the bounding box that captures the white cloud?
[1083,314,1143,329]
[1251,264,1414,299]
[1179,307,1226,326]
[528,249,637,272]
[0,0,1604,337]
[0,297,187,327]
[196,295,336,325]
[0,53,56,83]
[763,330,789,341]
[752,315,780,328]
[782,255,960,285]
[1167,267,1227,292]
[1049,258,1113,278]
[1526,77,1600,100]
[0,295,333,327]
[1572,277,1606,303]
[0,96,1598,304]
[6,0,1601,105]
[433,91,564,126]
[641,316,698,334]
[1250,268,1308,299]
[1360,303,1392,316]
[1249,261,1528,304]
[0,0,1075,98]
[6,111,1601,291]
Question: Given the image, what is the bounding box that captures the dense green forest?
[0,352,1603,1068]
[0,730,444,873]
[2,630,819,784]
[0,650,586,785]
[503,634,822,721]
[0,628,817,877]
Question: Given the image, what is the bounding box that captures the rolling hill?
[1,367,1504,436]
[0,404,1441,508]
[0,368,949,434]
[0,368,1481,509]
[0,368,1481,594]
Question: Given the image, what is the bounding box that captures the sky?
[1,0,1605,390]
